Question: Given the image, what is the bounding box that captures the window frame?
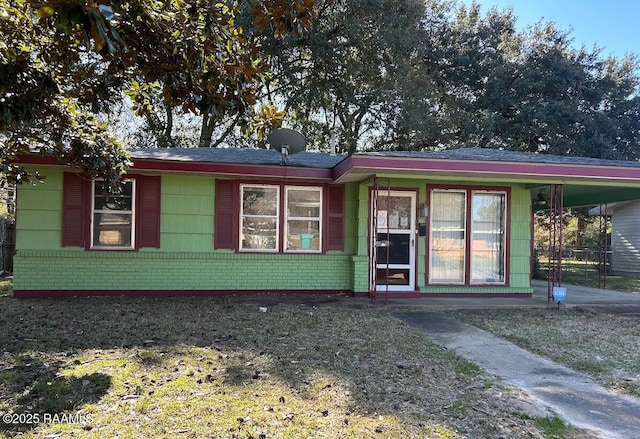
[429,189,467,284]
[427,185,510,286]
[238,183,325,254]
[469,191,507,285]
[284,185,323,253]
[239,184,281,252]
[90,179,137,250]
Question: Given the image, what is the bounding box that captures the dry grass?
[0,290,593,438]
[450,307,640,397]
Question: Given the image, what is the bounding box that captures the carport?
[526,168,640,300]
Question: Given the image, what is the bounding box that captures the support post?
[370,177,379,304]
[547,184,563,301]
[598,203,608,289]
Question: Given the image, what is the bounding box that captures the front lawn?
[0,290,583,438]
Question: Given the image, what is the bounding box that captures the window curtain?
[471,193,505,283]
[430,191,466,283]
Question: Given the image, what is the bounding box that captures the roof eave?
[15,154,335,182]
[334,155,640,185]
[130,158,335,181]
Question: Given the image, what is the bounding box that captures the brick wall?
[13,250,354,292]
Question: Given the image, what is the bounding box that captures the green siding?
[160,175,214,253]
[353,177,533,295]
[16,170,64,250]
[13,173,354,292]
[508,185,532,291]
[352,184,371,292]
[13,170,533,295]
[342,183,359,256]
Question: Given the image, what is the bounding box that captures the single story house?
[589,201,640,277]
[13,147,640,299]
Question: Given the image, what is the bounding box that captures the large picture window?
[430,190,466,283]
[471,192,506,284]
[429,187,507,285]
[240,184,323,253]
[91,180,135,249]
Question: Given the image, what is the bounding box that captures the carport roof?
[335,148,640,183]
[333,148,640,207]
[356,147,640,168]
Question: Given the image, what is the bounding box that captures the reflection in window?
[92,180,135,249]
[240,184,324,253]
[286,187,322,252]
[471,193,506,283]
[241,185,279,251]
[429,188,507,285]
[430,190,466,283]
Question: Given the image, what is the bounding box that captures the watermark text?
[2,412,92,425]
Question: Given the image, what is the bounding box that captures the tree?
[483,22,640,159]
[436,4,640,159]
[1,0,325,188]
[409,2,521,149]
[259,0,442,153]
[255,0,640,158]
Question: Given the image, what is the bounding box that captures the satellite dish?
[267,128,306,165]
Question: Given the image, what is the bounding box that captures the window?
[91,180,135,249]
[430,190,466,283]
[241,185,279,251]
[285,186,322,252]
[63,173,160,250]
[471,192,506,284]
[239,184,323,252]
[429,187,507,285]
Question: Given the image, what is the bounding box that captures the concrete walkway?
[378,279,640,314]
[388,281,640,439]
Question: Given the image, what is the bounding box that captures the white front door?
[372,191,416,291]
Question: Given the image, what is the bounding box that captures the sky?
[459,0,640,59]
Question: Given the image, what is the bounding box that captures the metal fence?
[0,218,15,276]
[534,246,612,283]
[535,246,611,262]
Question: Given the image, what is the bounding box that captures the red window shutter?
[327,184,345,251]
[137,175,161,248]
[215,179,237,249]
[62,172,87,247]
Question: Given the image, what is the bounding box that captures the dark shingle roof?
[128,146,640,171]
[128,147,347,169]
[359,148,640,168]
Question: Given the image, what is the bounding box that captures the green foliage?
[256,0,640,157]
[0,0,325,186]
[6,0,638,160]
[533,209,605,250]
[260,0,437,153]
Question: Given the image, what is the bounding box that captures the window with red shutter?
[63,173,161,250]
[215,180,343,253]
